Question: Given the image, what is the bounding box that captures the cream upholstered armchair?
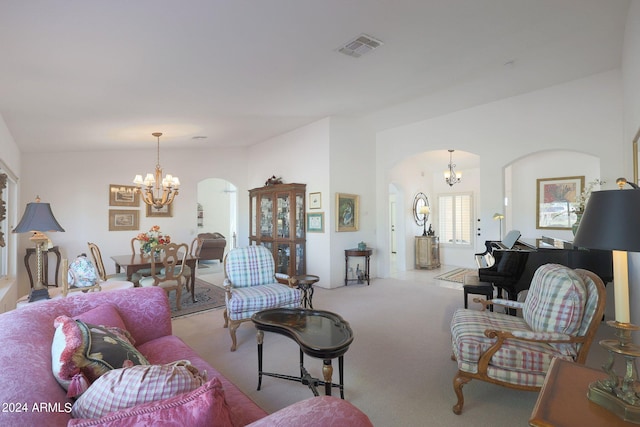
[450,263,605,414]
[223,245,301,351]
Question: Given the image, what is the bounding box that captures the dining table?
[110,253,199,302]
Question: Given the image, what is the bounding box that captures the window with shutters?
[438,193,473,246]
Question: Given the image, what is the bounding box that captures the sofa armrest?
[246,396,372,427]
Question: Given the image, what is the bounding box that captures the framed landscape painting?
[109,184,139,207]
[146,202,173,218]
[536,176,584,230]
[336,193,359,232]
[109,209,139,231]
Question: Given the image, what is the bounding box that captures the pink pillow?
[68,377,233,427]
[71,360,207,419]
[74,304,127,331]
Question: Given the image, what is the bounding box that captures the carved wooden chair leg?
[228,319,240,352]
[453,373,471,415]
[223,309,229,328]
[175,285,182,311]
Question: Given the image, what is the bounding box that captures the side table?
[290,275,319,309]
[25,245,61,288]
[344,248,372,286]
[529,358,634,427]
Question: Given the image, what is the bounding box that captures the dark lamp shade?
[573,189,640,252]
[12,201,65,233]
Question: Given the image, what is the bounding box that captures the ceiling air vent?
[338,34,383,58]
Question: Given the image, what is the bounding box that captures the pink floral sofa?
[0,286,371,426]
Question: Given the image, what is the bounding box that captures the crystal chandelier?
[133,132,180,209]
[444,149,462,186]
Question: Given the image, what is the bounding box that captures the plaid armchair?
[223,245,301,351]
[450,263,606,414]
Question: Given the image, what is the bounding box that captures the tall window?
[438,193,473,246]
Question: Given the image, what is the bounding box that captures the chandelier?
[133,132,180,209]
[444,149,462,186]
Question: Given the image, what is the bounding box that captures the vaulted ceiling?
[0,0,630,153]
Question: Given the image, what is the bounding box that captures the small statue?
[265,175,283,186]
[426,225,435,236]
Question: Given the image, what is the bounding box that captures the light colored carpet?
[172,266,616,427]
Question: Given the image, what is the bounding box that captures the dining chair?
[130,237,153,277]
[61,258,102,297]
[139,243,188,311]
[160,237,202,299]
[87,242,141,285]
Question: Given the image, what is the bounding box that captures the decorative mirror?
[413,192,429,226]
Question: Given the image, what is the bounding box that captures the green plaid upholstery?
[224,246,301,321]
[225,246,276,288]
[451,263,595,388]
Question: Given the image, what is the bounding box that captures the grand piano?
[478,235,613,301]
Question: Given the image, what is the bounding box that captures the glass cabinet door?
[295,243,305,275]
[295,193,304,239]
[251,195,257,237]
[260,195,273,237]
[276,243,290,274]
[277,193,290,238]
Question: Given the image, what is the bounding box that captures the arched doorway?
[197,178,237,253]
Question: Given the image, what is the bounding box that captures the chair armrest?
[275,273,290,280]
[509,330,578,343]
[475,298,523,312]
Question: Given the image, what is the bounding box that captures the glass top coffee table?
[251,307,354,398]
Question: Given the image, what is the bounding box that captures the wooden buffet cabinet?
[249,183,306,277]
[415,236,440,269]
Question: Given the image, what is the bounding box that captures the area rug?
[434,268,476,283]
[169,278,226,318]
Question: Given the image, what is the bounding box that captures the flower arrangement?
[574,179,605,213]
[135,225,171,255]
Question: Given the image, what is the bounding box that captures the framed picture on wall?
[309,192,321,209]
[108,209,139,231]
[146,203,173,218]
[536,176,584,230]
[109,184,139,207]
[307,212,324,232]
[336,193,359,232]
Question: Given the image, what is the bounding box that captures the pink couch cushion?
[138,335,268,426]
[247,396,373,427]
[68,377,233,427]
[73,303,126,331]
[71,361,207,419]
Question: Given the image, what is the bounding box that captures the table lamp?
[573,178,640,423]
[12,196,65,302]
[419,205,430,236]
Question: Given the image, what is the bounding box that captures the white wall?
[15,145,249,298]
[376,69,623,276]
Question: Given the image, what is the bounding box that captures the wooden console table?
[25,245,61,288]
[344,248,371,286]
[529,358,634,427]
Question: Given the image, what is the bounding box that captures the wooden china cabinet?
[249,183,306,277]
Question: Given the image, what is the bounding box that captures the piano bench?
[463,281,494,311]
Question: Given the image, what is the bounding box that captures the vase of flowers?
[135,225,171,256]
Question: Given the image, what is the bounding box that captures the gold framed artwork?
[336,193,359,232]
[109,184,139,207]
[108,209,139,231]
[309,192,321,209]
[536,176,584,230]
[307,212,324,232]
[146,203,173,218]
